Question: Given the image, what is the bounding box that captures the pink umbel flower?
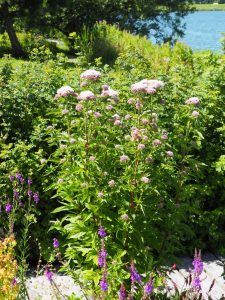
[101,86,119,101]
[161,134,168,140]
[143,135,148,141]
[135,101,143,110]
[152,139,162,146]
[146,156,153,163]
[131,79,164,94]
[114,120,122,126]
[141,176,150,183]
[146,87,156,94]
[144,79,164,89]
[77,91,96,100]
[62,109,69,115]
[127,98,134,104]
[141,118,149,125]
[166,151,174,157]
[131,82,147,93]
[106,105,113,110]
[108,180,115,187]
[137,144,145,150]
[97,192,104,198]
[80,69,101,81]
[75,103,83,112]
[125,114,132,120]
[54,86,77,99]
[120,155,129,162]
[94,111,102,118]
[121,214,129,221]
[192,111,200,118]
[185,97,200,105]
[89,156,96,161]
[70,138,76,144]
[131,127,142,142]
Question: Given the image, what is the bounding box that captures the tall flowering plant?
[0,173,40,299]
[45,67,203,298]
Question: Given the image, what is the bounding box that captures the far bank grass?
[193,3,225,11]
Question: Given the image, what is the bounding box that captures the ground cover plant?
[0,23,224,299]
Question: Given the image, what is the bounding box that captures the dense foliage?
[0,23,224,298]
[0,0,195,56]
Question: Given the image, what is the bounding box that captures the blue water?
[180,11,225,51]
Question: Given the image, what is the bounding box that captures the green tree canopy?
[0,0,194,56]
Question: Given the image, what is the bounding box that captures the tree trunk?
[0,1,24,57]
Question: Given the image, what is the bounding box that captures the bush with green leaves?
[32,54,224,298]
[0,25,224,282]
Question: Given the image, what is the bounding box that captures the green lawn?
[193,3,225,10]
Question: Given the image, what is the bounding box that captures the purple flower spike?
[192,275,201,291]
[192,249,203,275]
[98,240,107,268]
[12,278,17,286]
[16,172,24,184]
[15,172,22,180]
[33,192,39,204]
[119,283,127,300]
[53,238,59,248]
[144,275,153,294]
[44,267,53,282]
[13,190,20,200]
[28,177,32,186]
[98,226,106,238]
[28,189,32,198]
[5,203,12,214]
[9,175,15,182]
[100,273,108,292]
[130,262,141,283]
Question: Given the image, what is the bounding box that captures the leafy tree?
[0,0,40,56]
[0,0,194,56]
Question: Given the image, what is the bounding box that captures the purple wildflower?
[28,177,32,186]
[98,226,106,238]
[5,203,12,213]
[33,192,39,204]
[98,240,107,268]
[100,273,108,292]
[192,275,201,291]
[9,175,15,182]
[28,189,32,198]
[15,172,22,180]
[44,267,53,282]
[12,278,17,286]
[130,262,141,283]
[13,190,20,200]
[144,275,153,294]
[53,238,59,248]
[119,283,127,300]
[192,249,203,275]
[16,172,25,184]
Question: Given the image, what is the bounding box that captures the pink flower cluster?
[101,85,119,101]
[77,90,96,100]
[80,69,101,81]
[185,97,200,105]
[130,127,147,142]
[54,86,77,99]
[131,79,164,94]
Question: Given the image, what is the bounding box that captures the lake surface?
[180,11,225,51]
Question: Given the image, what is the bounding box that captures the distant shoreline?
[193,4,225,11]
